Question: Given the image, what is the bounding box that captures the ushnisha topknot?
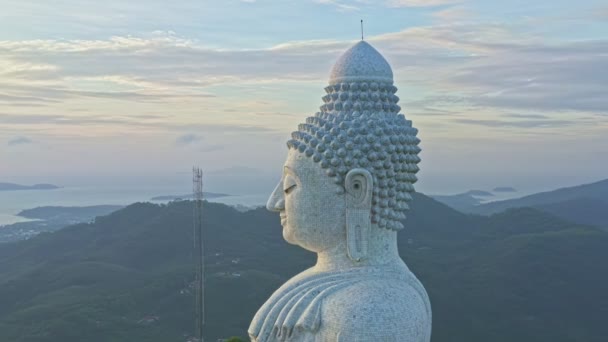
[286,41,421,231]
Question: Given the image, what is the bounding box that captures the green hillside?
[0,195,607,341]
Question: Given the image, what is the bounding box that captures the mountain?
[493,186,517,192]
[465,190,494,197]
[469,179,608,228]
[474,179,608,214]
[0,182,60,191]
[533,197,608,229]
[430,193,483,212]
[0,195,607,341]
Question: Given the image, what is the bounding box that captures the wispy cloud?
[431,6,474,22]
[452,118,576,128]
[7,136,33,146]
[2,27,606,116]
[503,114,550,119]
[386,0,461,8]
[313,0,360,12]
[175,133,203,145]
[0,113,277,136]
[592,6,608,20]
[174,133,225,153]
[0,113,167,127]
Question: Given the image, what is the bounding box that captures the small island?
[17,205,124,220]
[464,190,494,197]
[0,182,60,191]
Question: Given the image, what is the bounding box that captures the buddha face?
[267,149,346,253]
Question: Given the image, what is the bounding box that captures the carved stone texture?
[249,41,431,342]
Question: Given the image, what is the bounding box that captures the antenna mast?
[192,167,205,342]
[361,19,364,40]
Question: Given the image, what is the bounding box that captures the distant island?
[150,192,230,201]
[430,187,511,212]
[17,205,124,220]
[493,186,517,192]
[0,182,60,191]
[464,190,494,197]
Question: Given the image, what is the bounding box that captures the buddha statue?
[248,41,431,342]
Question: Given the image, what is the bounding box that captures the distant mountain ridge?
[0,194,606,341]
[471,179,608,229]
[0,182,59,191]
[430,179,608,230]
[472,178,608,213]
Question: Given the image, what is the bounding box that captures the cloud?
[407,107,461,117]
[1,21,606,121]
[0,93,59,107]
[7,136,33,146]
[592,6,608,20]
[208,166,265,176]
[0,35,341,107]
[503,114,550,119]
[386,0,461,8]
[370,27,608,115]
[175,133,203,145]
[313,0,360,11]
[0,113,277,136]
[199,144,224,153]
[443,41,608,112]
[174,133,224,152]
[451,118,576,128]
[431,6,474,22]
[0,113,166,127]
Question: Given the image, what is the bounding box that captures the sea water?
[0,185,267,226]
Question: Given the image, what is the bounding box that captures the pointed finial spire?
[361,19,364,40]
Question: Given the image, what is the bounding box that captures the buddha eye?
[284,184,296,194]
[283,176,297,194]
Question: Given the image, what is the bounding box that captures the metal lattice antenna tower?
[192,167,205,342]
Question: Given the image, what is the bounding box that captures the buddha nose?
[266,181,285,212]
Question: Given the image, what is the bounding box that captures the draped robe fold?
[248,266,431,342]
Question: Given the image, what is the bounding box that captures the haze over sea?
[0,180,531,226]
[0,185,268,226]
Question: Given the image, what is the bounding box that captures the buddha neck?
[314,227,405,273]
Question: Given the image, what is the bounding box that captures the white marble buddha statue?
[248,41,431,342]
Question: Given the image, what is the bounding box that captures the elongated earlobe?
[345,168,373,262]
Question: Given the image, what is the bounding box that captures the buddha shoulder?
[320,277,431,342]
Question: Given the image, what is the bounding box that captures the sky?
[1,0,607,195]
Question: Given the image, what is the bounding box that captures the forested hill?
[0,194,607,342]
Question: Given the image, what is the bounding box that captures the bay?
[0,186,267,226]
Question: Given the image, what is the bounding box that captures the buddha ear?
[344,168,373,262]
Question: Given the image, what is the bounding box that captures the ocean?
[0,186,268,226]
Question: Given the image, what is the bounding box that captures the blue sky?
[1,0,607,195]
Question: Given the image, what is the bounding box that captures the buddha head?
[267,41,421,261]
